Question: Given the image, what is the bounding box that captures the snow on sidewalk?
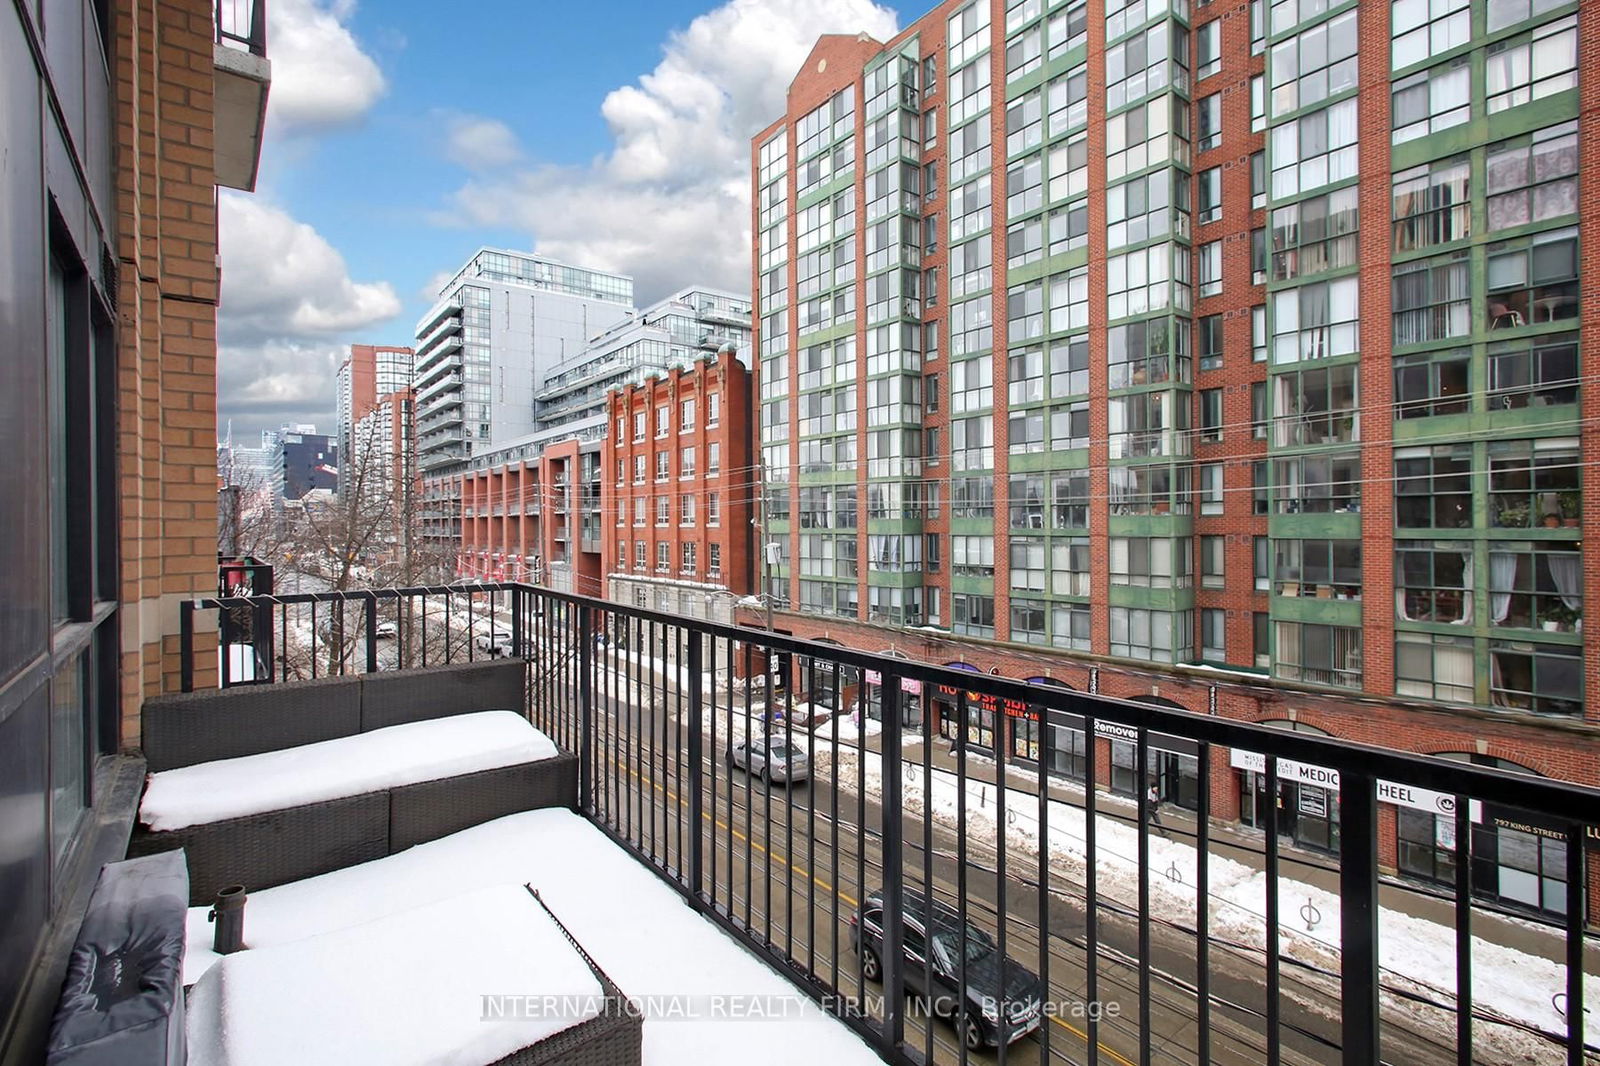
[811,741,1596,1061]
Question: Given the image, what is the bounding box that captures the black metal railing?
[215,0,267,56]
[178,583,1600,1066]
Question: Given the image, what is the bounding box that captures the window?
[633,411,646,441]
[1269,11,1358,117]
[680,492,696,525]
[1104,22,1180,112]
[1201,608,1226,660]
[1489,333,1579,409]
[708,543,722,577]
[681,541,698,574]
[953,593,997,638]
[1391,0,1469,71]
[1393,253,1470,346]
[1199,315,1223,371]
[1107,171,1175,251]
[1253,612,1270,668]
[1395,542,1473,623]
[1274,622,1362,688]
[1201,536,1225,588]
[634,455,646,483]
[1251,77,1266,133]
[1251,305,1267,362]
[1199,464,1223,514]
[1391,59,1470,144]
[681,447,697,478]
[1486,16,1577,114]
[1109,463,1191,515]
[680,398,696,431]
[1393,348,1470,418]
[1487,123,1578,232]
[1250,0,1266,51]
[1271,99,1358,199]
[1199,389,1223,442]
[656,405,669,437]
[1110,607,1188,662]
[657,542,670,571]
[1489,0,1570,30]
[1108,317,1188,390]
[1392,158,1470,252]
[1271,276,1358,363]
[635,542,647,569]
[1270,187,1358,282]
[1489,439,1580,529]
[1490,641,1581,715]
[1250,151,1266,208]
[1274,539,1362,598]
[1486,227,1579,330]
[1198,167,1221,224]
[1274,451,1362,513]
[1199,241,1221,297]
[1109,537,1190,588]
[1251,381,1268,439]
[1052,472,1089,529]
[1006,25,1043,82]
[656,452,670,481]
[1395,445,1473,528]
[708,442,720,475]
[953,535,996,578]
[707,491,720,525]
[1253,460,1270,514]
[634,497,647,526]
[1196,21,1220,79]
[1254,535,1270,590]
[1197,94,1221,152]
[707,393,720,427]
[656,496,671,526]
[1105,96,1186,183]
[1011,537,1049,590]
[1047,64,1088,137]
[1395,633,1475,703]
[926,533,942,572]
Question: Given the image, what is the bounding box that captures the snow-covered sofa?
[129,660,578,904]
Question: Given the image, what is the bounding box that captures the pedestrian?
[1147,783,1166,831]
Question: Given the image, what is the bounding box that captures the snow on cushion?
[139,711,558,832]
[185,883,603,1066]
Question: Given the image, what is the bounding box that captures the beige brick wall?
[114,0,224,748]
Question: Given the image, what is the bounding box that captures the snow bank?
[187,884,601,1066]
[141,711,558,831]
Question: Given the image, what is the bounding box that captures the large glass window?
[1274,622,1363,688]
[1490,641,1581,715]
[1486,545,1583,633]
[1486,122,1578,232]
[1392,157,1470,253]
[1271,187,1358,281]
[1273,539,1362,599]
[1396,543,1472,623]
[1489,439,1580,528]
[1392,253,1469,347]
[1110,607,1187,662]
[1395,445,1473,528]
[1391,58,1470,144]
[1395,633,1475,703]
[1487,333,1579,409]
[1272,362,1358,446]
[1485,16,1577,114]
[1394,348,1470,418]
[1486,227,1578,329]
[1274,451,1361,514]
[1269,10,1358,117]
[1270,99,1358,199]
[1272,276,1358,363]
[1391,0,1469,70]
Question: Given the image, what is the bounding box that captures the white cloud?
[440,0,898,301]
[220,193,401,344]
[443,114,523,170]
[217,194,401,437]
[267,0,387,134]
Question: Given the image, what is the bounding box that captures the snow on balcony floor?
[182,809,883,1066]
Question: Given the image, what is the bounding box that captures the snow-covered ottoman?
[130,712,575,903]
[186,884,641,1066]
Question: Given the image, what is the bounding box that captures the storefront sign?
[1234,752,1490,819]
[933,685,1031,719]
[864,670,922,695]
[1297,787,1328,817]
[1093,720,1197,756]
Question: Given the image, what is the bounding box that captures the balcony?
[171,583,1600,1066]
[213,0,272,191]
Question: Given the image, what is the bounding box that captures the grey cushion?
[360,660,525,732]
[141,675,362,772]
[47,852,188,1066]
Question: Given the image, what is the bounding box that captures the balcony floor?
[181,808,883,1065]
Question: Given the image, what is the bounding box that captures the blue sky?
[216,0,901,442]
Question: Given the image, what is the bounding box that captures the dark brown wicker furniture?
[131,661,577,904]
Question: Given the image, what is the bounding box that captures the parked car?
[850,889,1044,1050]
[474,626,514,657]
[374,620,398,640]
[726,735,809,784]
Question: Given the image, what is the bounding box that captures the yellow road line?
[608,754,1137,1066]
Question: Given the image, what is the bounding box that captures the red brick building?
[751,1,1600,919]
[603,351,755,626]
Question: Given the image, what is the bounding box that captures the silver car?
[727,736,810,784]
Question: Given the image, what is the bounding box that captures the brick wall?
[115,0,224,744]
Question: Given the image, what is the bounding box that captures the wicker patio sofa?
[129,661,578,904]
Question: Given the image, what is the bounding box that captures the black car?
[849,889,1044,1050]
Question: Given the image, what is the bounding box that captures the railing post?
[180,600,195,692]
[512,584,525,660]
[686,634,704,908]
[577,603,594,812]
[364,592,378,674]
[880,673,904,1052]
[1339,770,1379,1066]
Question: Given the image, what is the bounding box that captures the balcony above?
[213,0,271,192]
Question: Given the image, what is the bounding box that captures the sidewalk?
[892,730,1589,971]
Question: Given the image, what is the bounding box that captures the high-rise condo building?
[752,0,1595,911]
